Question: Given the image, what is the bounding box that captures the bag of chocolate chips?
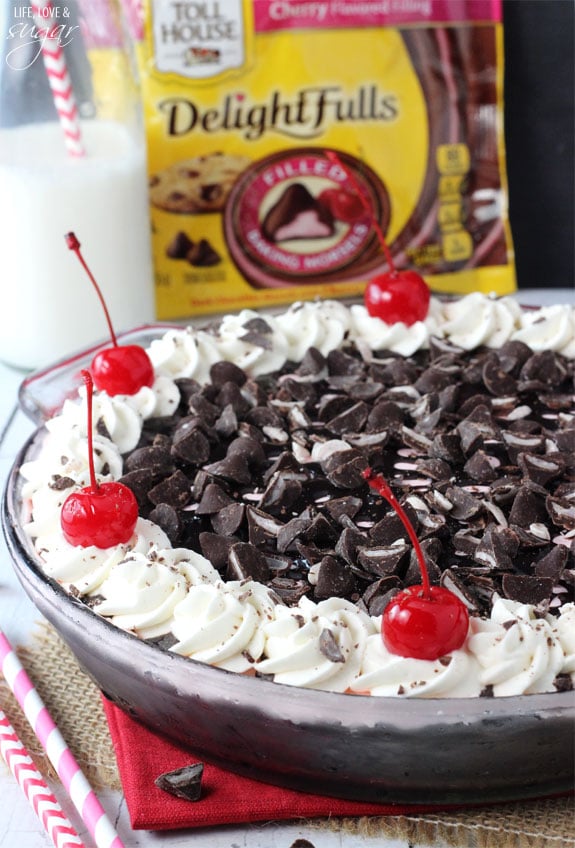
[135,0,516,320]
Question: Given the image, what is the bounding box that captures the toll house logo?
[152,1,244,79]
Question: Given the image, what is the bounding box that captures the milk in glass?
[0,120,154,369]
[0,0,155,370]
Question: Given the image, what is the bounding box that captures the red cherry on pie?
[61,480,139,548]
[91,345,155,397]
[318,187,364,224]
[382,585,470,661]
[364,270,430,326]
[362,468,469,661]
[60,371,138,548]
[65,232,154,395]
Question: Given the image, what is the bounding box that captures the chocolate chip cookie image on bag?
[149,151,251,214]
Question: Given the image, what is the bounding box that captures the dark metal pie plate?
[3,428,574,806]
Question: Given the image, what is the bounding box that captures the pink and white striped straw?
[0,709,85,848]
[0,629,124,848]
[31,1,85,157]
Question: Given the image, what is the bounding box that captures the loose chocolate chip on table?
[155,762,204,801]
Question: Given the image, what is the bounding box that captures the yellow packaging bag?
[137,0,516,320]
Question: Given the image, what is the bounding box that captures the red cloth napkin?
[102,697,445,831]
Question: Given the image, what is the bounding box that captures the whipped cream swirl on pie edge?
[20,294,575,698]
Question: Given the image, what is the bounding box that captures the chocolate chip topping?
[113,337,573,620]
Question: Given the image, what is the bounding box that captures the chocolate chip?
[314,556,356,600]
[324,496,363,523]
[327,348,364,377]
[211,503,245,536]
[320,448,367,489]
[430,432,462,463]
[155,763,204,801]
[482,353,517,396]
[124,445,175,474]
[518,452,566,486]
[463,450,499,483]
[417,458,452,481]
[508,488,546,527]
[520,350,567,386]
[148,503,182,545]
[276,513,312,553]
[119,468,161,512]
[554,427,575,453]
[171,425,212,465]
[361,577,402,616]
[474,526,519,570]
[357,543,410,577]
[501,574,554,605]
[215,381,251,416]
[259,474,302,515]
[440,569,479,611]
[227,436,267,467]
[335,526,369,565]
[456,404,501,455]
[199,532,236,570]
[227,543,270,582]
[215,404,238,438]
[209,360,247,388]
[196,482,234,515]
[414,366,454,393]
[298,347,327,376]
[370,504,419,545]
[247,508,282,546]
[204,453,251,484]
[148,470,192,509]
[326,401,369,436]
[546,496,575,530]
[554,674,574,692]
[366,400,404,432]
[269,577,310,604]
[444,486,483,521]
[534,545,568,581]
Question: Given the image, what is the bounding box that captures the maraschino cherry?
[324,151,430,326]
[65,232,154,396]
[61,370,139,548]
[362,468,469,661]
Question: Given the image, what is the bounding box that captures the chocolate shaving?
[319,628,345,663]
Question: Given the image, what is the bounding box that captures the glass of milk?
[0,0,155,370]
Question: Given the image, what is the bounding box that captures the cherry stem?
[362,467,431,598]
[65,232,118,348]
[81,369,99,495]
[324,150,396,273]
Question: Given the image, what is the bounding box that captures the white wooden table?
[1,288,572,848]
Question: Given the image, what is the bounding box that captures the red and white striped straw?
[0,709,85,848]
[31,1,85,157]
[0,629,124,848]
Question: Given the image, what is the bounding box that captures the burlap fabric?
[1,621,573,848]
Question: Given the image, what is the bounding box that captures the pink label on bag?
[253,0,501,32]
